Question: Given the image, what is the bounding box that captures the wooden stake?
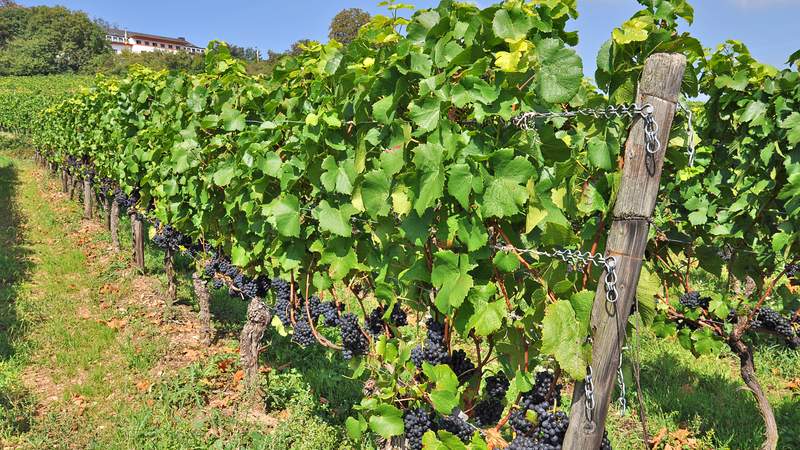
[68,175,76,200]
[104,196,111,230]
[132,214,146,272]
[164,248,177,307]
[83,178,93,219]
[192,272,214,345]
[563,53,686,449]
[110,200,120,251]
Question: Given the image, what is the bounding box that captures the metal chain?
[511,103,661,156]
[584,365,596,432]
[494,243,622,425]
[617,348,627,415]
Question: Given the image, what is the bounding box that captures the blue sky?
[19,0,800,76]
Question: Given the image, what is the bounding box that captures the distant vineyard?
[1,0,799,449]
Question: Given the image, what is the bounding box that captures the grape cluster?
[151,223,191,252]
[751,307,796,342]
[314,301,341,326]
[366,305,408,337]
[113,188,139,214]
[485,373,510,398]
[509,410,613,450]
[679,291,709,310]
[98,178,114,199]
[506,370,612,449]
[472,372,510,427]
[520,371,562,415]
[366,307,388,336]
[271,278,295,327]
[292,318,316,347]
[305,295,321,322]
[437,413,475,443]
[509,409,535,435]
[403,408,435,450]
[202,253,268,300]
[786,263,799,278]
[508,435,536,450]
[338,312,369,360]
[473,398,503,427]
[530,410,569,446]
[390,305,408,326]
[449,349,475,384]
[411,318,450,368]
[510,371,563,436]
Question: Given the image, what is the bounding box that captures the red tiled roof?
[107,29,203,49]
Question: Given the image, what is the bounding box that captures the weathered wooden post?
[103,195,112,230]
[61,169,68,193]
[192,272,214,345]
[563,53,686,449]
[83,178,93,219]
[164,248,177,314]
[131,213,146,272]
[68,174,76,200]
[110,200,120,251]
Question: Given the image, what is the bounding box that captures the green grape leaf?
[361,170,392,218]
[221,105,246,131]
[408,98,441,132]
[368,404,404,438]
[780,112,800,145]
[314,201,356,237]
[535,38,583,104]
[431,251,476,313]
[541,300,589,380]
[492,9,531,42]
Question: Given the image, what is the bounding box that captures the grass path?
[1,146,799,450]
[0,149,357,449]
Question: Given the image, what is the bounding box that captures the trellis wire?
[511,103,661,157]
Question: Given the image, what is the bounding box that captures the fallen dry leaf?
[232,370,245,386]
[105,318,128,330]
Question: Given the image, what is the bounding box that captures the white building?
[106,29,204,55]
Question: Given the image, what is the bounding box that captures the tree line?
[0,1,371,76]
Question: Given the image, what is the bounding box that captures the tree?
[0,5,109,75]
[328,8,370,45]
[229,45,260,62]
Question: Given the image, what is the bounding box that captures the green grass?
[2,140,799,449]
[603,333,800,449]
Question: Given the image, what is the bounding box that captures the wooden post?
[164,248,177,312]
[61,169,68,193]
[110,200,120,251]
[83,178,93,219]
[68,175,76,200]
[239,298,271,390]
[563,53,686,449]
[193,272,214,345]
[104,196,112,230]
[132,214,146,272]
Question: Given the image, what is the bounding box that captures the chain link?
[617,349,627,415]
[493,242,622,425]
[584,365,596,432]
[511,103,661,156]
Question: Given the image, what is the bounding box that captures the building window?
[136,40,141,44]
[168,44,173,49]
[160,43,165,48]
